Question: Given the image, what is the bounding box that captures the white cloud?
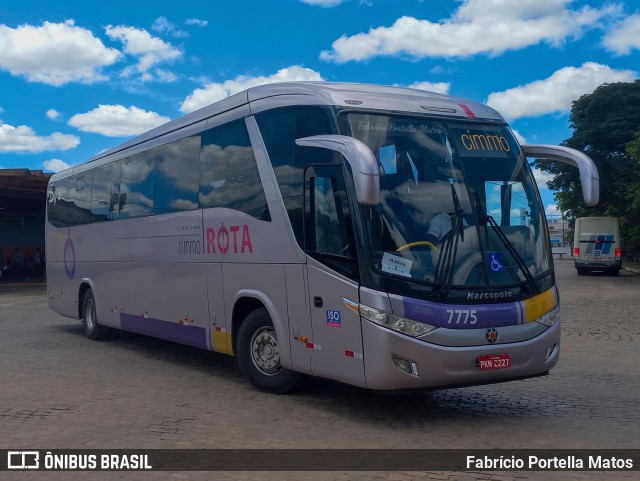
[300,0,346,6]
[0,123,79,153]
[0,20,121,86]
[512,129,527,145]
[47,109,61,120]
[486,62,637,121]
[180,66,324,113]
[429,66,456,75]
[321,0,617,62]
[603,14,640,55]
[140,68,178,83]
[532,166,555,191]
[105,25,182,74]
[407,81,450,94]
[43,158,71,173]
[68,105,171,137]
[185,18,208,27]
[545,204,562,217]
[152,17,188,38]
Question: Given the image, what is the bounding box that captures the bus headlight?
[358,304,437,338]
[534,305,560,327]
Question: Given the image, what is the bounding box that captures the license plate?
[478,353,510,370]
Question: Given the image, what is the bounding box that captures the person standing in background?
[0,248,5,281]
[33,248,43,279]
[11,246,24,280]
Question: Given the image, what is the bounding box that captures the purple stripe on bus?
[120,313,208,350]
[402,296,521,329]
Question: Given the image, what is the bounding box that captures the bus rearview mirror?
[295,135,380,205]
[522,144,599,206]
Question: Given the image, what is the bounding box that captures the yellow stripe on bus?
[523,288,557,323]
[213,328,234,355]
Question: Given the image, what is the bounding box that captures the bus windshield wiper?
[431,182,464,298]
[484,213,540,294]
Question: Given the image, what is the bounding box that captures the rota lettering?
[206,224,253,254]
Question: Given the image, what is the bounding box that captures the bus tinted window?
[256,106,335,245]
[120,152,157,218]
[155,136,200,213]
[47,179,68,227]
[200,120,268,220]
[305,165,358,279]
[68,173,93,225]
[91,160,121,222]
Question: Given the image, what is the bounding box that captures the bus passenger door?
[304,165,365,387]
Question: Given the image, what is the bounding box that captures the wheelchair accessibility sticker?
[488,253,505,273]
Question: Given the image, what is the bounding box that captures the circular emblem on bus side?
[64,227,76,280]
[485,328,498,344]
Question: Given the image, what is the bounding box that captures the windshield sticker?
[488,252,505,273]
[382,253,412,277]
[379,145,397,174]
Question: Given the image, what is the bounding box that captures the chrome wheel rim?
[85,297,96,331]
[250,326,282,376]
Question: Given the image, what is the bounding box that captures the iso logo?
[7,451,40,469]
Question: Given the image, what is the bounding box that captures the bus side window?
[47,180,68,227]
[155,136,200,213]
[304,165,358,280]
[120,153,157,218]
[200,119,269,220]
[91,160,121,222]
[256,106,336,247]
[68,173,92,225]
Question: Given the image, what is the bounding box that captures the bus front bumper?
[361,319,560,391]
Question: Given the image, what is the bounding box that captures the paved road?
[1,260,639,480]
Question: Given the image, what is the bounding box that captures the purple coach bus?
[46,83,598,393]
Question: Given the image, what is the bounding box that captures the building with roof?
[0,168,51,279]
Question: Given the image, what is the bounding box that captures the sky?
[1,0,639,216]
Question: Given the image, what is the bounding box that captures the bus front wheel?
[236,308,301,394]
[82,288,111,341]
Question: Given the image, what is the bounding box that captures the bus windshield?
[345,113,550,293]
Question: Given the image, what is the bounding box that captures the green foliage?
[533,80,640,257]
[625,131,640,258]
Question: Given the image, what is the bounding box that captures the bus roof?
[52,82,504,181]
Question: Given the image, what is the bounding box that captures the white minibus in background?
[573,216,622,275]
[46,82,599,393]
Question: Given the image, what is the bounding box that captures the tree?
[625,132,640,258]
[533,80,640,258]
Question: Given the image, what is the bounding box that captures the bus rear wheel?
[82,288,111,341]
[236,308,301,394]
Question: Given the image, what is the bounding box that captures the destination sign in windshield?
[449,125,519,159]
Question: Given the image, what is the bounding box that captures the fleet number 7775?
[446,309,478,325]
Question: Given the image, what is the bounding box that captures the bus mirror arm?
[295,135,380,205]
[522,144,599,206]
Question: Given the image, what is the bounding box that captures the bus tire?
[82,288,111,341]
[236,308,301,394]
